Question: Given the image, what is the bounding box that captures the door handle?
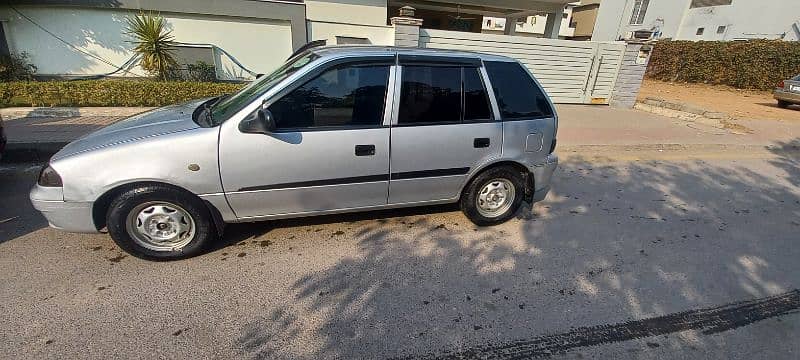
[474,138,490,148]
[355,144,376,156]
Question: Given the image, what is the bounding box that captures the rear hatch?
[783,75,800,93]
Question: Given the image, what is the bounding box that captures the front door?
[389,63,502,204]
[220,61,393,219]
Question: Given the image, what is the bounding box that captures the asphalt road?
[1,148,799,359]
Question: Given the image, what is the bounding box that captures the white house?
[481,2,578,39]
[591,0,800,42]
[0,0,577,79]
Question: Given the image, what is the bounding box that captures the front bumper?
[30,185,98,233]
[530,154,558,202]
[774,89,800,104]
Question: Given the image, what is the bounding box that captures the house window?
[717,25,726,34]
[530,16,537,25]
[690,0,733,8]
[629,0,650,25]
[696,27,705,35]
[562,12,569,19]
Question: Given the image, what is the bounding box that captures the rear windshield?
[484,61,553,120]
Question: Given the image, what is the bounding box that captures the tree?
[125,12,177,80]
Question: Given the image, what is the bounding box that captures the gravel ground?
[1,147,799,359]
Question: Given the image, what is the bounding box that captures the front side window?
[269,64,390,130]
[485,61,553,120]
[210,52,319,125]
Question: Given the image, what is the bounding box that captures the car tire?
[777,100,790,109]
[461,166,525,227]
[106,184,217,261]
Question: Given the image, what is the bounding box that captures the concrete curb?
[0,107,153,120]
[634,97,752,135]
[638,97,729,120]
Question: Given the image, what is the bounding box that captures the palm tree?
[125,12,177,80]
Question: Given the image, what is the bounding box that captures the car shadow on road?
[756,102,800,111]
[0,163,48,244]
[213,204,461,252]
[231,143,800,359]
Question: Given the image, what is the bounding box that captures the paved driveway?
[1,145,798,359]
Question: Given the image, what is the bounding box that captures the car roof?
[310,45,515,63]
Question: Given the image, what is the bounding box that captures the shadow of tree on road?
[234,145,800,359]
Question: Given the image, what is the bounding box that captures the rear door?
[388,57,502,204]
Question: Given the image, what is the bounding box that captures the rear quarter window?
[485,61,553,120]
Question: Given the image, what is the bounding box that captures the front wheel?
[777,100,790,109]
[461,167,525,226]
[106,184,217,260]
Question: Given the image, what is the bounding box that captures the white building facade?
[592,0,800,42]
[0,0,577,78]
[481,3,577,39]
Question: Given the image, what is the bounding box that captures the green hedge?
[645,40,800,90]
[0,80,244,107]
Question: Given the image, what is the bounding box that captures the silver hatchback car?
[30,46,558,260]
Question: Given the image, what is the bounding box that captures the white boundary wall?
[420,29,627,105]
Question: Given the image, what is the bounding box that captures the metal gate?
[419,29,626,104]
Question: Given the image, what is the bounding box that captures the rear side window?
[398,66,461,125]
[463,67,492,121]
[485,61,553,120]
[398,66,493,125]
[269,64,389,129]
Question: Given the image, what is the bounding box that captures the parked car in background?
[774,74,800,109]
[0,115,6,161]
[30,46,558,261]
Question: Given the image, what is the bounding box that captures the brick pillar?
[391,6,423,47]
[610,42,653,108]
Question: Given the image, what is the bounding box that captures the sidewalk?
[2,105,798,162]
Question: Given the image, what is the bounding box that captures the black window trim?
[262,56,395,132]
[398,54,482,67]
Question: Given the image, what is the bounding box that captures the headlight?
[38,165,63,187]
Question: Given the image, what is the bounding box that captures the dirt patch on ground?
[638,79,800,122]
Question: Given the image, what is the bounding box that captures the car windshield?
[793,74,800,81]
[206,52,319,126]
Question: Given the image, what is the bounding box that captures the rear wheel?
[461,166,525,226]
[777,100,790,109]
[106,184,216,260]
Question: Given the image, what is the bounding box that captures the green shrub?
[645,40,800,90]
[0,52,37,81]
[165,61,217,82]
[0,80,243,107]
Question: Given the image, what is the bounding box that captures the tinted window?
[485,61,553,120]
[399,66,461,124]
[269,64,389,129]
[463,67,492,121]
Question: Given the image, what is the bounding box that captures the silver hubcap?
[476,178,516,218]
[126,202,195,251]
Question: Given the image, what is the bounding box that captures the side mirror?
[239,108,276,134]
